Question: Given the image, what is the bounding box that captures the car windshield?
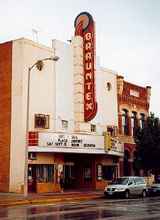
[112,178,129,185]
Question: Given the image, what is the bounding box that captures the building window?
[36,165,54,183]
[91,124,96,132]
[122,109,128,135]
[131,111,137,136]
[35,114,49,129]
[107,126,114,136]
[107,126,117,137]
[106,82,112,91]
[139,113,145,129]
[62,120,68,130]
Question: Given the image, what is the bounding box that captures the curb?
[0,195,102,207]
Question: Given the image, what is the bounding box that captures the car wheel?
[124,190,130,199]
[142,190,147,198]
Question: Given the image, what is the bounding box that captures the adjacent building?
[117,75,151,176]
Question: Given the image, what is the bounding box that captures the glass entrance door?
[64,164,76,189]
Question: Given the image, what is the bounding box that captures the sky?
[1,0,160,117]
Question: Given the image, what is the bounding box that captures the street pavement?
[0,196,160,219]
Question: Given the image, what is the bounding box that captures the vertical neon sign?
[74,12,97,122]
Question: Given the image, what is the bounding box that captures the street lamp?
[24,56,59,197]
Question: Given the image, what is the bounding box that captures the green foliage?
[134,113,160,171]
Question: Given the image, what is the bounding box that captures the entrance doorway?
[64,163,76,189]
[64,154,95,190]
[82,163,92,188]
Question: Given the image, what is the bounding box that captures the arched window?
[131,111,137,136]
[106,82,112,91]
[122,109,128,135]
[139,113,145,129]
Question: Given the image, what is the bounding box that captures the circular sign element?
[74,12,93,31]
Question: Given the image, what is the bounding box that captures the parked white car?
[104,176,147,199]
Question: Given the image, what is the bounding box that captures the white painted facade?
[10,38,58,192]
[91,67,118,131]
[9,37,120,192]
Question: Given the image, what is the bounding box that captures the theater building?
[0,12,124,193]
[117,75,151,176]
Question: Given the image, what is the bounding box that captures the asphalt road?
[1,196,160,219]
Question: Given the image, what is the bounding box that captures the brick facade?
[0,41,12,192]
[117,75,151,176]
[118,81,150,111]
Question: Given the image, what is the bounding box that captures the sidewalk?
[0,190,104,207]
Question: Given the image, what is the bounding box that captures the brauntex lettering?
[84,32,94,111]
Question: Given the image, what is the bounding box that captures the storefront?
[28,132,124,193]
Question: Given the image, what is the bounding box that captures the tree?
[134,113,160,175]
